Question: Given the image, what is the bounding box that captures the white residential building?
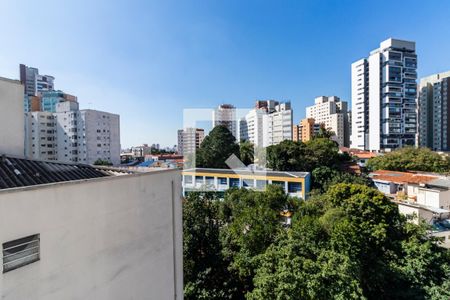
[240,101,293,147]
[263,102,293,146]
[24,111,57,161]
[0,157,183,299]
[351,38,418,151]
[212,104,237,137]
[0,77,25,156]
[306,96,349,147]
[0,98,182,299]
[25,101,121,165]
[239,108,266,147]
[79,109,121,165]
[370,170,450,248]
[177,127,205,156]
[418,71,450,151]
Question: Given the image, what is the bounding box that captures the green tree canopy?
[93,158,113,166]
[266,138,340,172]
[249,184,450,300]
[183,184,450,299]
[239,140,254,166]
[196,125,240,169]
[183,192,239,299]
[367,147,450,173]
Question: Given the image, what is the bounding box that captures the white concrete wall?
[368,52,381,151]
[0,170,183,300]
[398,204,434,224]
[0,78,25,156]
[82,110,121,165]
[416,188,450,210]
[351,59,367,150]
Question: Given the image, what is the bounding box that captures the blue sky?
[1,0,450,148]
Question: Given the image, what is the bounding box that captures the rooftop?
[354,152,377,159]
[0,76,22,85]
[370,170,437,185]
[183,167,309,178]
[0,155,133,190]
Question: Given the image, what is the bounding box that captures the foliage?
[93,158,113,166]
[239,140,254,166]
[183,192,238,299]
[249,184,450,299]
[367,147,450,173]
[315,126,335,139]
[266,138,340,172]
[312,166,370,192]
[220,185,295,294]
[196,125,240,169]
[183,183,450,299]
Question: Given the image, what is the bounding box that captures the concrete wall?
[416,188,450,210]
[0,77,24,156]
[82,110,121,165]
[0,170,183,300]
[374,181,396,195]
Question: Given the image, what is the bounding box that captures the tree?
[266,138,340,172]
[183,183,450,299]
[312,166,371,193]
[93,158,113,166]
[239,140,254,166]
[183,192,238,299]
[266,140,306,171]
[315,125,335,139]
[249,184,450,299]
[220,185,295,296]
[196,125,240,169]
[367,147,450,173]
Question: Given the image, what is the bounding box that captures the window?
[256,180,267,190]
[288,182,302,193]
[205,176,214,186]
[272,181,285,190]
[2,234,40,273]
[229,178,240,188]
[195,176,203,184]
[243,179,254,187]
[183,175,192,184]
[218,177,227,185]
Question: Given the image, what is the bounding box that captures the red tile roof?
[354,152,377,159]
[371,170,437,185]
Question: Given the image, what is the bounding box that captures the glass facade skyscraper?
[351,38,417,151]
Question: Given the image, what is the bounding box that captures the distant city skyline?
[1,0,450,147]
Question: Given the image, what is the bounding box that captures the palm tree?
[239,140,254,166]
[315,125,335,139]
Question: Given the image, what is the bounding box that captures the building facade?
[293,118,320,142]
[351,38,418,151]
[182,168,310,199]
[24,111,57,161]
[306,96,349,146]
[19,64,54,97]
[0,77,25,156]
[40,90,78,113]
[239,108,266,147]
[418,71,450,151]
[25,101,121,164]
[262,102,293,146]
[239,100,293,147]
[177,127,205,156]
[212,104,237,137]
[0,157,183,299]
